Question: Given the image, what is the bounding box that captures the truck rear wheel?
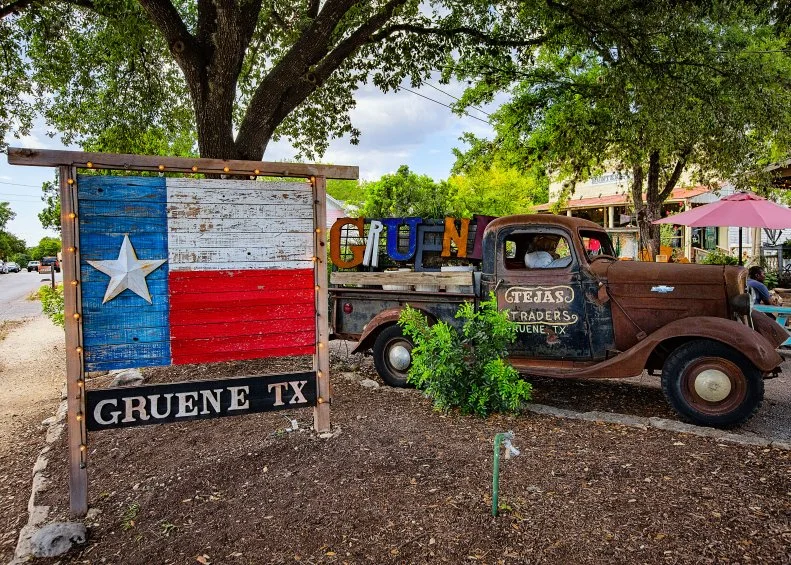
[661,340,763,428]
[372,325,413,388]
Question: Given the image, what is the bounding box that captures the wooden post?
[60,166,88,516]
[312,176,331,432]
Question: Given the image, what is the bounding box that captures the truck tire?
[661,339,763,428]
[372,325,414,388]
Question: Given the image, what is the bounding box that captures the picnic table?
[753,304,791,347]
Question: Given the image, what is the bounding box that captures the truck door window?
[504,232,574,270]
[579,230,616,261]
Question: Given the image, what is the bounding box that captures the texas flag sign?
[78,175,317,371]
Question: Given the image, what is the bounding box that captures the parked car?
[4,262,20,273]
[0,262,6,274]
[27,260,40,272]
[40,256,60,273]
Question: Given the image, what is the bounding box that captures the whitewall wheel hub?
[694,369,732,402]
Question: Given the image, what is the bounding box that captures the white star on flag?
[87,235,167,304]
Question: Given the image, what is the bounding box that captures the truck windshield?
[579,230,616,260]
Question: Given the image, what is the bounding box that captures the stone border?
[11,393,68,564]
[525,403,791,450]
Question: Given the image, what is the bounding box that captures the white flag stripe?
[166,179,315,271]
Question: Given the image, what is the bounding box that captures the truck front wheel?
[661,340,764,428]
[372,325,414,388]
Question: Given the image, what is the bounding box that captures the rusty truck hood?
[597,260,735,351]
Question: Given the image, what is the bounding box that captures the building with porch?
[534,173,721,260]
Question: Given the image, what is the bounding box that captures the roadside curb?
[525,403,790,450]
[11,390,68,564]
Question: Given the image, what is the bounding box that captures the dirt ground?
[0,317,67,563]
[18,341,791,565]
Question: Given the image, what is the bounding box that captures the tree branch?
[137,0,201,74]
[370,23,554,48]
[658,150,691,202]
[0,0,35,19]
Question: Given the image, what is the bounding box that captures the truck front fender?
[643,316,782,373]
[350,307,436,356]
[517,316,782,379]
[614,316,780,377]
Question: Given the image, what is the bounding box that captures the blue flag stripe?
[78,174,172,371]
[77,175,169,202]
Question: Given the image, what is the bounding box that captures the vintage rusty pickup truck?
[329,215,787,427]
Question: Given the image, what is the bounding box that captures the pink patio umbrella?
[653,192,791,264]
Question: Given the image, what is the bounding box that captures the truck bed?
[329,276,477,341]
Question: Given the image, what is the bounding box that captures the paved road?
[0,270,62,321]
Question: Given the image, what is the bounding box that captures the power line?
[0,192,45,198]
[398,87,491,125]
[0,180,45,188]
[422,82,493,117]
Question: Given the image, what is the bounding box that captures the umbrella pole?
[738,227,743,266]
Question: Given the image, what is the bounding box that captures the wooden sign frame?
[9,147,358,516]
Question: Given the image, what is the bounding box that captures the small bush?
[398,293,532,417]
[699,249,738,265]
[38,284,64,327]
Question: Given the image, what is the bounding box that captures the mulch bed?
[30,351,791,564]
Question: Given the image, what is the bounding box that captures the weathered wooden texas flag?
[78,175,317,371]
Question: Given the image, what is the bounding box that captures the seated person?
[747,266,772,305]
[548,255,572,268]
[524,249,553,268]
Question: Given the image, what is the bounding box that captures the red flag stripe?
[168,269,316,364]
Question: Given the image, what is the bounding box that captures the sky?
[0,81,499,248]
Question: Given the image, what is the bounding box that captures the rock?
[41,416,56,426]
[581,411,650,429]
[360,378,380,389]
[30,522,87,558]
[85,508,102,521]
[109,368,144,387]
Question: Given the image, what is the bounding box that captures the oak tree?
[452,1,791,256]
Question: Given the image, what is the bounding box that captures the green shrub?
[699,249,738,265]
[398,293,532,417]
[764,270,778,290]
[38,284,64,327]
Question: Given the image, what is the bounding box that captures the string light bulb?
[76,346,82,353]
[318,342,324,349]
[315,285,321,291]
[67,246,76,252]
[158,164,165,171]
[317,397,325,404]
[76,413,83,421]
[68,212,76,219]
[77,380,84,388]
[71,280,78,286]
[191,165,198,172]
[79,444,87,452]
[67,178,75,185]
[86,161,93,168]
[315,228,322,234]
[254,169,260,175]
[223,166,230,173]
[73,313,80,320]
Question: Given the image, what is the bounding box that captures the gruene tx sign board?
[9,148,358,516]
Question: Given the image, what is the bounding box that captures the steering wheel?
[588,253,617,263]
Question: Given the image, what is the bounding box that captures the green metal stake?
[492,431,514,517]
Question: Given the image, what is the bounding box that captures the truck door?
[495,227,592,360]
